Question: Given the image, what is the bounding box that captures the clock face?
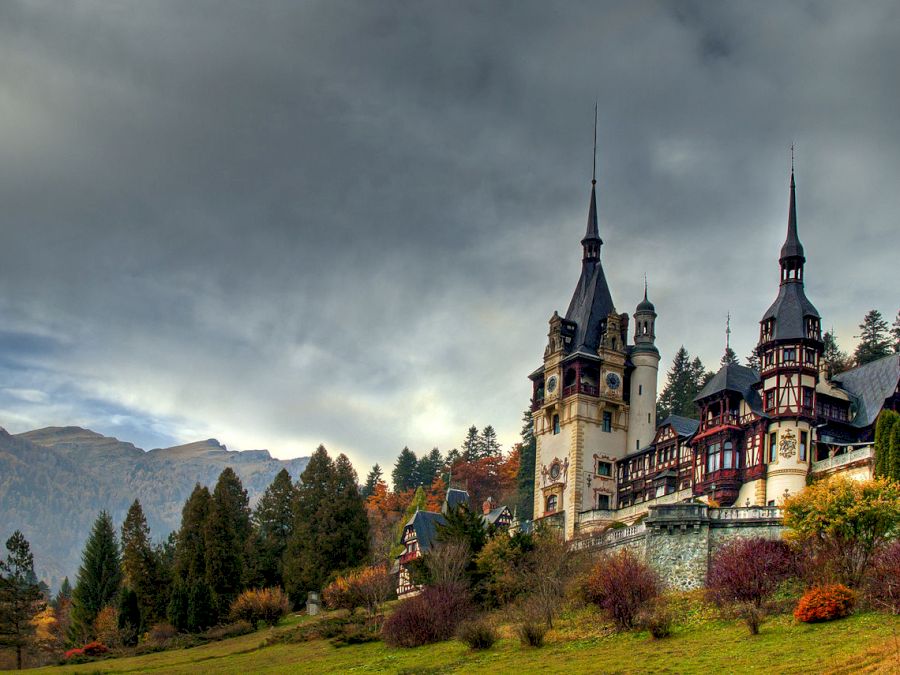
[605,372,621,390]
[546,375,558,394]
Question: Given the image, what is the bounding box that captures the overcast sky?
[0,1,897,476]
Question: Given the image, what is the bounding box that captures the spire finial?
[726,312,731,352]
[592,101,598,186]
[643,273,648,300]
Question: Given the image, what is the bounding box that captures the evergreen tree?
[117,588,140,646]
[874,411,898,479]
[745,350,760,372]
[0,531,43,670]
[692,356,714,389]
[174,485,212,583]
[516,408,536,521]
[391,447,419,491]
[52,577,72,610]
[120,500,159,628]
[891,422,900,484]
[249,468,297,588]
[445,448,461,471]
[152,533,176,623]
[854,309,892,366]
[823,330,851,379]
[360,464,382,499]
[205,468,250,605]
[187,579,216,632]
[720,348,739,367]
[893,310,900,353]
[657,347,704,420]
[461,426,482,461]
[479,426,501,458]
[284,447,370,605]
[391,486,427,558]
[69,512,122,644]
[416,448,443,487]
[166,578,189,632]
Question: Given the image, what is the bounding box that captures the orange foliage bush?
[793,584,855,623]
[323,565,393,615]
[229,587,289,627]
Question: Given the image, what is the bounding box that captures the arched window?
[546,494,558,513]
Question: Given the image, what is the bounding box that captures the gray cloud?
[1,0,897,472]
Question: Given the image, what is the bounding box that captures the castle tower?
[530,113,629,539]
[627,281,660,454]
[756,164,823,504]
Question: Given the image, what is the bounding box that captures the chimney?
[482,497,493,515]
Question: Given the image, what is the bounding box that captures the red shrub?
[583,550,661,630]
[864,541,900,613]
[707,538,798,607]
[64,648,84,659]
[794,585,855,623]
[82,641,109,656]
[381,584,473,647]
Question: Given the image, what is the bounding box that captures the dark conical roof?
[695,362,764,414]
[636,281,655,313]
[582,181,602,247]
[761,282,820,339]
[780,170,805,262]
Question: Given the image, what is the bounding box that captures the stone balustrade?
[811,445,875,475]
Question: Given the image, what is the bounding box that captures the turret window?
[800,431,808,461]
[546,494,558,513]
[769,432,777,462]
[707,442,721,472]
[552,415,560,435]
[723,441,734,469]
[784,347,796,363]
[602,411,612,433]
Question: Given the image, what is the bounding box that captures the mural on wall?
[541,456,569,486]
[779,429,797,459]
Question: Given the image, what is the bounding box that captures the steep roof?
[482,506,511,527]
[564,259,615,353]
[761,282,820,340]
[832,354,900,428]
[403,510,444,552]
[443,488,470,513]
[695,362,764,415]
[659,415,700,437]
[781,170,805,262]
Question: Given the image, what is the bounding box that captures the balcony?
[563,383,600,398]
[699,412,741,432]
[811,446,875,475]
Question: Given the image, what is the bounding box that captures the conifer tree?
[69,512,121,644]
[416,448,443,488]
[745,351,760,372]
[892,310,900,353]
[249,468,297,588]
[205,468,250,605]
[391,447,419,492]
[461,426,482,461]
[823,330,851,379]
[854,309,892,366]
[891,419,900,484]
[720,348,739,367]
[120,500,159,628]
[874,411,898,478]
[516,408,536,520]
[117,588,140,646]
[52,577,72,611]
[166,578,189,631]
[187,579,216,632]
[657,347,705,420]
[331,453,370,570]
[0,531,43,670]
[480,426,501,458]
[360,464,383,499]
[174,485,212,583]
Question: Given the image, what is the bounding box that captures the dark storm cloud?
[0,1,897,471]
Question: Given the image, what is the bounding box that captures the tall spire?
[726,312,731,351]
[582,103,602,261]
[780,145,805,266]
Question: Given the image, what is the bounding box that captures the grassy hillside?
[14,605,900,674]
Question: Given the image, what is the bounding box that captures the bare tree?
[519,528,571,629]
[425,540,470,587]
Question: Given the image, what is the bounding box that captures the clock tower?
[529,156,632,539]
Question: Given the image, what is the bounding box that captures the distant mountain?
[0,426,309,589]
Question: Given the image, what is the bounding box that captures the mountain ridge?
[0,425,310,589]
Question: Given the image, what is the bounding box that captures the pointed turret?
[779,168,805,268]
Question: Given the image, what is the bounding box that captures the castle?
[530,156,900,541]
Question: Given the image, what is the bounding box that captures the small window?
[803,388,813,410]
[784,347,796,362]
[602,411,612,433]
[723,441,733,469]
[800,431,808,461]
[647,413,651,423]
[545,494,558,513]
[806,349,816,364]
[638,384,643,395]
[707,442,721,473]
[769,432,777,463]
[597,494,610,510]
[553,414,560,435]
[636,440,640,451]
[765,390,775,411]
[597,460,612,477]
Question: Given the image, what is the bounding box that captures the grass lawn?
[14,606,900,674]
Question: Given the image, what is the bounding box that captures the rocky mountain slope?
[0,426,309,588]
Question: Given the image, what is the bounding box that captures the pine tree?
[874,411,898,478]
[249,468,297,588]
[823,330,852,379]
[480,426,501,458]
[720,348,739,367]
[391,447,419,491]
[892,310,900,353]
[0,531,43,670]
[187,579,216,632]
[360,464,382,499]
[745,350,760,372]
[166,578,189,631]
[69,511,122,644]
[330,454,370,572]
[117,588,140,646]
[890,419,900,484]
[516,408,536,521]
[120,500,159,629]
[205,468,250,605]
[174,485,212,583]
[415,448,443,488]
[657,347,703,420]
[691,356,714,389]
[461,426,482,461]
[854,310,892,366]
[52,577,72,610]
